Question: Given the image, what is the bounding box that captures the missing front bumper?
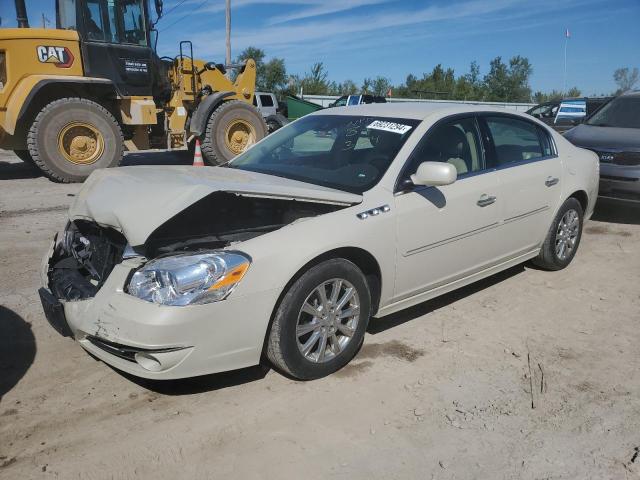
[38,288,73,337]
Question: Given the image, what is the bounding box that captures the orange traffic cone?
[192,139,204,167]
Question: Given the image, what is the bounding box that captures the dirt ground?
[1,150,639,480]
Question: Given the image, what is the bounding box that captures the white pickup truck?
[253,92,289,133]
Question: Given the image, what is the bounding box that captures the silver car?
[40,103,600,380]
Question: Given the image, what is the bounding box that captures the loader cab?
[56,0,156,96]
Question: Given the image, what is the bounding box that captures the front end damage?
[40,181,354,379]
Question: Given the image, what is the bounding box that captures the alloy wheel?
[555,209,580,260]
[295,279,360,363]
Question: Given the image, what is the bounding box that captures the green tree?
[301,62,330,95]
[532,87,581,103]
[483,56,532,102]
[453,62,485,100]
[338,79,359,95]
[363,76,392,96]
[613,67,639,94]
[566,86,582,98]
[262,58,287,92]
[235,46,287,93]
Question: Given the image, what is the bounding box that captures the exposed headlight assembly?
[127,251,250,306]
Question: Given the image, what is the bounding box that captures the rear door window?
[484,116,545,167]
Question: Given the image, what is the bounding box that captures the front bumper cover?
[42,254,279,380]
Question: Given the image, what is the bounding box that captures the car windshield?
[586,96,640,129]
[228,115,419,194]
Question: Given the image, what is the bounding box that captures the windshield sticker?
[367,120,412,135]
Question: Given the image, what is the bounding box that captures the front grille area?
[48,221,127,301]
[595,150,640,166]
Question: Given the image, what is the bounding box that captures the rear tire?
[267,259,371,380]
[533,197,584,270]
[200,100,267,165]
[27,98,124,183]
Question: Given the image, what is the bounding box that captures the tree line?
[236,47,638,103]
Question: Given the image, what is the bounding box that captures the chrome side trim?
[404,222,500,256]
[504,206,549,224]
[404,205,549,257]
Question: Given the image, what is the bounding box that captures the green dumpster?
[286,95,324,120]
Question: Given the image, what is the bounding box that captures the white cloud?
[189,0,521,55]
[267,0,392,25]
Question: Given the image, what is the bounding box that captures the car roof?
[620,90,640,97]
[313,102,534,121]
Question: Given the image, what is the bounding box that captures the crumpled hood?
[69,166,362,246]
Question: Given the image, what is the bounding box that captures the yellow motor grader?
[0,0,267,182]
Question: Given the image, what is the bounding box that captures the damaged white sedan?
[40,104,599,380]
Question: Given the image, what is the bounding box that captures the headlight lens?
[127,251,250,306]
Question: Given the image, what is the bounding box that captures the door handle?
[477,194,497,207]
[545,176,559,187]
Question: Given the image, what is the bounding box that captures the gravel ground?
[1,151,639,480]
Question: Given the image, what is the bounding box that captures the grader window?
[0,52,5,91]
[81,0,147,46]
[57,0,78,30]
[121,0,147,45]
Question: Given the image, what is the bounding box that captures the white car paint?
[41,103,599,379]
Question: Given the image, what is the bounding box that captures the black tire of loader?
[200,100,267,165]
[13,150,37,168]
[265,113,289,134]
[27,98,124,183]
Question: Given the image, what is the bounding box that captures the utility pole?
[225,0,231,77]
[41,13,50,28]
[563,28,570,95]
[15,0,29,28]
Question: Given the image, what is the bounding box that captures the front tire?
[27,98,123,183]
[533,197,584,270]
[267,259,371,380]
[200,100,267,165]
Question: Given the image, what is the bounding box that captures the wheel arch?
[260,246,383,357]
[568,189,589,213]
[189,91,235,137]
[13,78,119,146]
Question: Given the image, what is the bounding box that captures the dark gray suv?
[564,92,640,203]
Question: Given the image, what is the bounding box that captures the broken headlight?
[127,251,250,306]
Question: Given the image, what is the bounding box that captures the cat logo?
[36,46,74,68]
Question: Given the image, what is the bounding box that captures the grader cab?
[0,0,266,182]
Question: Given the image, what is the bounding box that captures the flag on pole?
[565,28,571,38]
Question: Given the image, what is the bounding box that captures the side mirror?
[410,161,457,187]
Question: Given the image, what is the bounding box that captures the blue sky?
[2,0,639,95]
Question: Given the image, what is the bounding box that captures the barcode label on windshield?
[367,120,412,134]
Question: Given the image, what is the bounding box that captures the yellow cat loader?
[0,0,267,182]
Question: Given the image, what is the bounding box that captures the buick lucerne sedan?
[40,104,599,380]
